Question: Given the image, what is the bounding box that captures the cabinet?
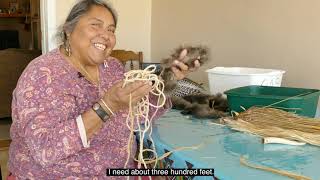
[0,0,40,50]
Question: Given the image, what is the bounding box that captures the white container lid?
[206,67,285,76]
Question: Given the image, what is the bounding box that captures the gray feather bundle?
[160,45,209,96]
[159,45,229,118]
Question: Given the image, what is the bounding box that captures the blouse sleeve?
[14,67,84,168]
[148,94,172,121]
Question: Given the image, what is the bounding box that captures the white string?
[123,65,166,169]
[122,65,202,176]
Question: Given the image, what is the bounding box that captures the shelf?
[0,13,30,18]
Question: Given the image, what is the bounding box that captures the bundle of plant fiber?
[222,107,320,146]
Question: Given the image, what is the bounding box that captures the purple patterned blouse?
[8,49,170,179]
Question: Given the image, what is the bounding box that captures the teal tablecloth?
[146,109,320,180]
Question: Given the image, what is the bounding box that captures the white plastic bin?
[206,67,285,94]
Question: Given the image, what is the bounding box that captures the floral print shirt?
[8,49,169,179]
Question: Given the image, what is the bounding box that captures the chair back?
[110,49,143,70]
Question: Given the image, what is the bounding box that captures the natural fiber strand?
[240,156,311,180]
[122,65,206,175]
[122,65,166,169]
[223,107,320,146]
[220,94,319,179]
[264,92,314,108]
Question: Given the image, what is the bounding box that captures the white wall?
[151,0,320,90]
[110,0,152,61]
[151,0,320,116]
[41,0,151,61]
[40,0,56,53]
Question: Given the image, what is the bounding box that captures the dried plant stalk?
[240,156,311,180]
[222,107,320,146]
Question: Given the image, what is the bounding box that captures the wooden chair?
[110,49,143,70]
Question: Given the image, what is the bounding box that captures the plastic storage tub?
[225,85,320,118]
[206,67,285,94]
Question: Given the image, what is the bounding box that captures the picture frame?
[9,2,18,13]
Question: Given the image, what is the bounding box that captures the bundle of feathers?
[160,45,229,118]
[172,92,229,118]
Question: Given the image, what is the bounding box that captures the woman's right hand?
[102,80,153,114]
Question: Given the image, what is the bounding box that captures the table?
[145,109,320,180]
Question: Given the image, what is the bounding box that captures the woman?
[8,0,200,179]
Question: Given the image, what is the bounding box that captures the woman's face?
[69,5,116,65]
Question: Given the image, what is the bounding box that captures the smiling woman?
[59,1,118,85]
[7,0,169,179]
[7,0,202,179]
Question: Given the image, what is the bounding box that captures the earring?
[65,39,71,57]
[104,60,109,68]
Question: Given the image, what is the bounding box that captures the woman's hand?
[102,80,152,113]
[171,49,201,80]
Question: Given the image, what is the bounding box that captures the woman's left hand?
[171,49,201,80]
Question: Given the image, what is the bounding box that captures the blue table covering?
[145,109,320,180]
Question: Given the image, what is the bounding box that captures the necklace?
[68,56,100,85]
[76,61,105,97]
[62,47,105,97]
[76,61,100,86]
[63,48,104,96]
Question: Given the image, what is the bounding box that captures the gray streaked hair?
[57,0,118,46]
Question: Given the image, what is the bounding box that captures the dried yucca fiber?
[222,107,320,146]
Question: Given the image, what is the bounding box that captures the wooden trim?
[0,139,11,150]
